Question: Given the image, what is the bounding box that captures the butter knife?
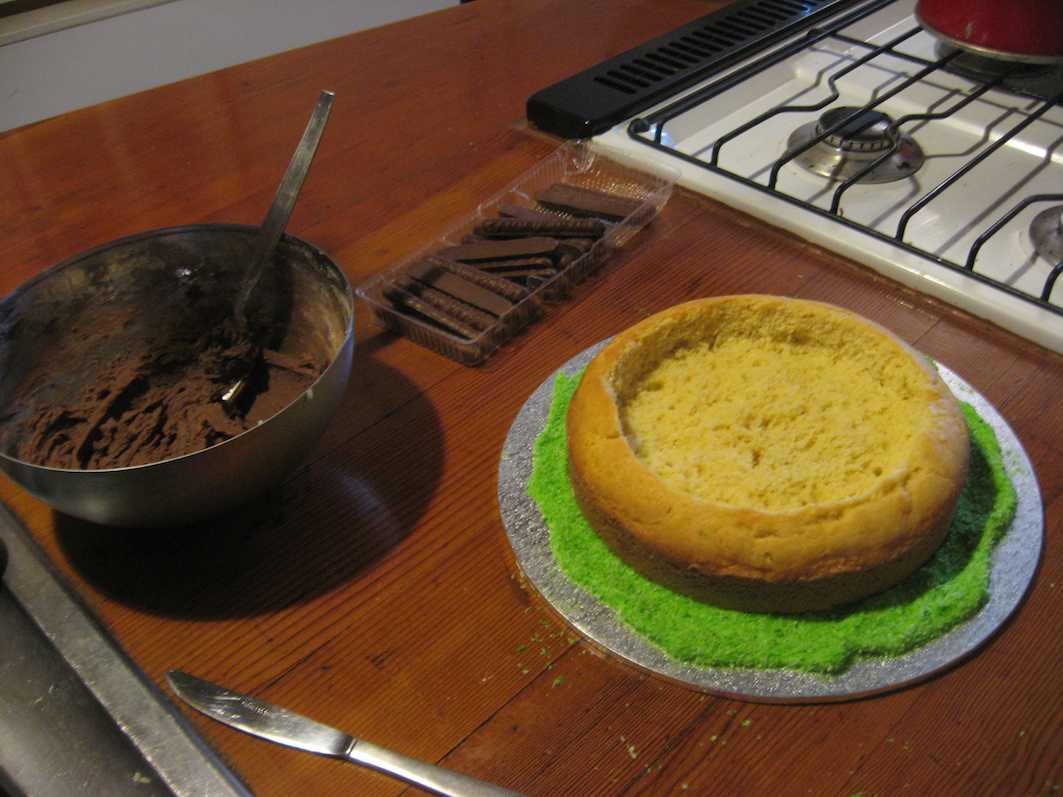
[167,671,523,797]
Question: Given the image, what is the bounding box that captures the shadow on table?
[52,349,445,619]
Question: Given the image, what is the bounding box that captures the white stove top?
[593,0,1063,353]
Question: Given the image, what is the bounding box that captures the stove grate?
[627,0,1063,317]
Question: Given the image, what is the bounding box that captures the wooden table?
[1,1,1060,794]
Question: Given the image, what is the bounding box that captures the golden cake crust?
[566,295,970,613]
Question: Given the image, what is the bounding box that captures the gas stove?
[529,0,1063,353]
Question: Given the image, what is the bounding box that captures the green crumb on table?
[552,675,565,688]
[527,370,1019,675]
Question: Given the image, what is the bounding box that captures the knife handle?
[345,739,524,797]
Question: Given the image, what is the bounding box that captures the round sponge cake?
[566,295,970,614]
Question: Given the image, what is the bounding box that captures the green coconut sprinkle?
[527,370,1018,674]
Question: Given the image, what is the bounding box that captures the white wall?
[0,0,452,132]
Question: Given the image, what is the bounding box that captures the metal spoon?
[220,89,335,414]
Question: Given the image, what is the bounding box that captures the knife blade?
[167,671,523,797]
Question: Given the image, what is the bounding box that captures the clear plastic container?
[356,141,676,365]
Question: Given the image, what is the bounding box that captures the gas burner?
[935,43,1063,104]
[1031,206,1063,264]
[941,46,1051,82]
[786,107,925,184]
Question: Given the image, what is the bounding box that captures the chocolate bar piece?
[496,203,558,222]
[474,217,606,240]
[437,237,560,263]
[420,255,531,303]
[556,238,597,256]
[381,284,479,340]
[392,276,496,331]
[496,268,558,280]
[473,256,556,273]
[405,258,515,316]
[536,183,642,222]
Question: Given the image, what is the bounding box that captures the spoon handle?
[235,89,335,318]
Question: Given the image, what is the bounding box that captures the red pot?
[915,0,1063,63]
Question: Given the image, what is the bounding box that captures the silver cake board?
[497,341,1043,703]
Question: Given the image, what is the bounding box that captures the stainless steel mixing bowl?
[0,225,354,527]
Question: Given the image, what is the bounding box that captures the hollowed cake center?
[615,309,928,511]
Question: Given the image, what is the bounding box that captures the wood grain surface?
[1,1,1061,795]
